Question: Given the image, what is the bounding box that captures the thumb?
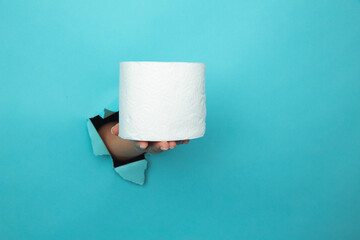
[110,123,119,135]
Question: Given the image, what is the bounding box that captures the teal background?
[1,0,360,239]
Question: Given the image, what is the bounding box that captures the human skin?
[98,122,190,161]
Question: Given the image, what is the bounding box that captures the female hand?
[110,123,190,154]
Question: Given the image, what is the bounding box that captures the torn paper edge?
[87,119,110,156]
[87,99,149,185]
[114,159,148,185]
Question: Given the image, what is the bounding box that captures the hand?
[110,123,190,155]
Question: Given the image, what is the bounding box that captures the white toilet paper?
[118,61,206,141]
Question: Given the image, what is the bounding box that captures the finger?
[152,141,169,151]
[184,139,190,144]
[168,141,177,149]
[110,123,119,135]
[146,142,163,154]
[133,141,148,150]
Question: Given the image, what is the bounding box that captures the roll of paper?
[118,61,206,141]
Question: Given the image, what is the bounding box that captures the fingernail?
[160,147,168,151]
[139,144,147,149]
[110,126,115,134]
[170,145,175,149]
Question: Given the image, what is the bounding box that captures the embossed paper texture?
[118,62,206,141]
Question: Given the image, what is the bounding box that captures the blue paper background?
[1,0,360,239]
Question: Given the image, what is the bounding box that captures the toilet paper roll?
[118,61,206,141]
